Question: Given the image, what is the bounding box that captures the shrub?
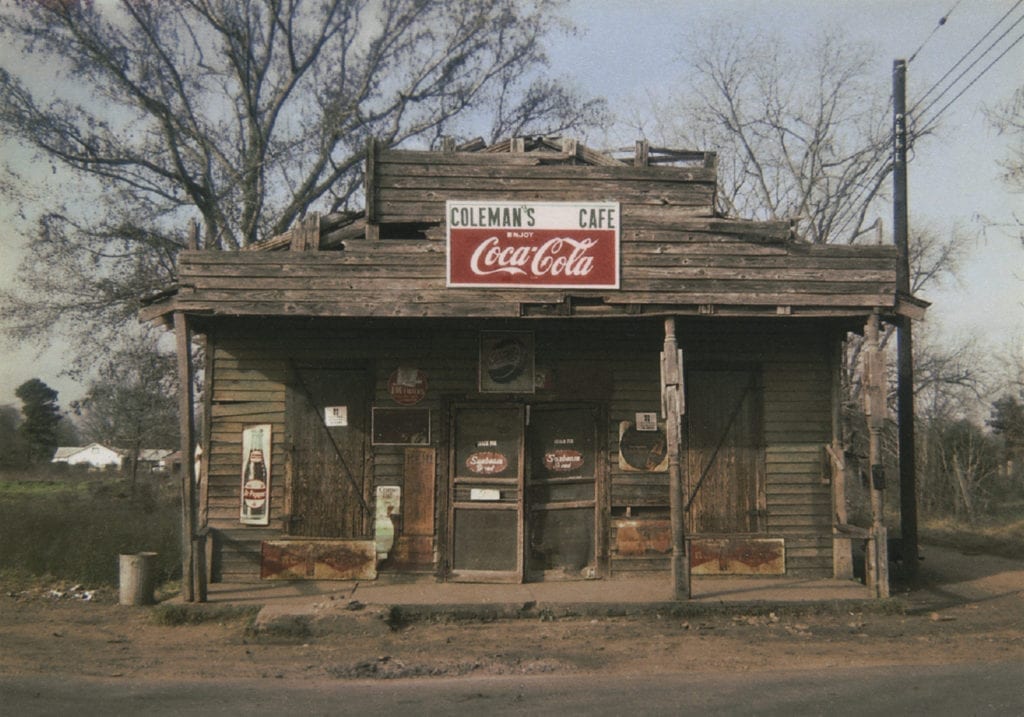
[0,476,181,587]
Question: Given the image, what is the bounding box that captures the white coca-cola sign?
[447,201,620,288]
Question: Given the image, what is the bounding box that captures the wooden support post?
[863,314,890,598]
[198,335,212,532]
[663,317,689,599]
[831,336,854,579]
[365,137,380,241]
[288,213,321,251]
[174,312,199,602]
[561,137,578,160]
[634,139,649,168]
[192,534,207,602]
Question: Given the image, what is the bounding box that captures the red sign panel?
[466,451,509,475]
[544,449,585,473]
[447,201,620,288]
[387,368,428,405]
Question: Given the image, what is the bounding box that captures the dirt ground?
[1,544,1022,681]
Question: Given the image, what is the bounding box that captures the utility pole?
[893,59,920,578]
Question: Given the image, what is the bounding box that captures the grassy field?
[0,472,181,590]
[0,472,1019,592]
[920,503,1024,561]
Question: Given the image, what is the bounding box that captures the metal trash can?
[118,552,157,606]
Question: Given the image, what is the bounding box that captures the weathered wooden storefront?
[142,138,924,597]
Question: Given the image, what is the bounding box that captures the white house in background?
[138,448,175,472]
[51,443,124,470]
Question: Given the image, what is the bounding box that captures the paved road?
[3,661,1022,716]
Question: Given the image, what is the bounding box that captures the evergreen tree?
[0,404,24,467]
[989,393,1024,484]
[15,378,62,465]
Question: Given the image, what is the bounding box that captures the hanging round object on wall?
[485,336,528,383]
[388,367,428,405]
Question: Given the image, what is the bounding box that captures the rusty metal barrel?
[118,552,157,606]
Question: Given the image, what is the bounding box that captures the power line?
[800,5,1023,245]
[917,27,1024,135]
[831,153,894,243]
[908,0,964,64]
[911,1,1024,116]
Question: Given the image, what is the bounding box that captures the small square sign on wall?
[325,406,348,427]
[635,412,658,432]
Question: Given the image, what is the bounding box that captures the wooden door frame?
[444,400,606,583]
[525,402,604,581]
[683,364,767,536]
[284,361,375,539]
[446,402,525,583]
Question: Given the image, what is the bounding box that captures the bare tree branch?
[654,26,891,245]
[0,0,607,363]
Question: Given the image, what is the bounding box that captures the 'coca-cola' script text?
[448,201,619,289]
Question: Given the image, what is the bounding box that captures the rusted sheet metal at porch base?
[260,540,377,580]
[612,518,672,556]
[690,538,785,575]
[386,535,435,571]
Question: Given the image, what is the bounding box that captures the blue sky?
[557,0,1022,338]
[1,0,1022,408]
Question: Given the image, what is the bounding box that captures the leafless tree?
[73,330,179,489]
[838,222,974,412]
[0,0,608,358]
[984,84,1024,257]
[642,25,1015,522]
[646,26,892,245]
[987,85,1024,194]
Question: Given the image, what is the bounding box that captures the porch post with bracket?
[663,317,689,599]
[863,313,890,598]
[174,312,200,602]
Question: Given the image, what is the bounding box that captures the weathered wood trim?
[863,314,890,597]
[634,139,649,168]
[174,312,200,601]
[366,137,380,224]
[288,213,320,251]
[199,333,213,532]
[662,317,689,599]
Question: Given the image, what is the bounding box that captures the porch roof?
[141,138,925,326]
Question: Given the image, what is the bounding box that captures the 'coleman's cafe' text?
[143,137,926,601]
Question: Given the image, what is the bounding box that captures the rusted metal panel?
[403,447,436,537]
[260,540,377,580]
[388,535,435,571]
[689,538,785,575]
[611,519,672,557]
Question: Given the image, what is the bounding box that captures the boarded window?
[686,369,765,534]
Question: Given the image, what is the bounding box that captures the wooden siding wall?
[206,346,288,581]
[686,325,836,577]
[166,237,897,322]
[606,323,838,577]
[202,318,838,582]
[368,148,717,228]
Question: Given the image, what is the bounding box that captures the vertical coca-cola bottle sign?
[240,424,272,525]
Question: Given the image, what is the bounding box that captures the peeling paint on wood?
[612,519,672,556]
[260,540,377,580]
[689,538,785,575]
[387,535,435,571]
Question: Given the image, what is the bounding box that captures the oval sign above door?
[466,451,509,475]
[544,449,584,473]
